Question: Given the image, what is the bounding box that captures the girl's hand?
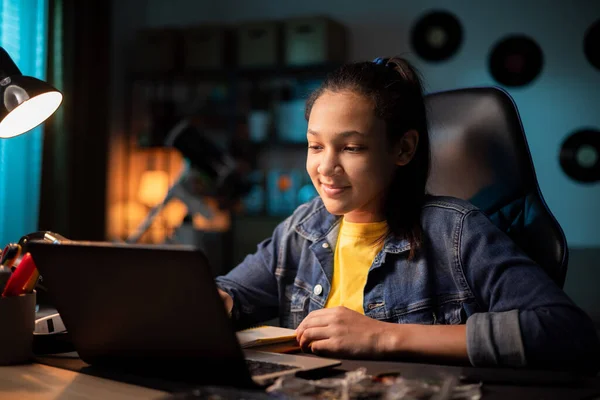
[295,306,398,358]
[217,289,233,316]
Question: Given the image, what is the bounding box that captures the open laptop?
[26,240,341,388]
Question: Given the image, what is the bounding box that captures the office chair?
[424,86,568,288]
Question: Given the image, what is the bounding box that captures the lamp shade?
[138,170,169,207]
[0,47,63,138]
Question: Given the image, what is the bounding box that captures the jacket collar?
[294,198,411,254]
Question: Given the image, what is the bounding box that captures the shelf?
[127,63,341,82]
[235,63,340,80]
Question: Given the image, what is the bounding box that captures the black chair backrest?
[424,86,568,288]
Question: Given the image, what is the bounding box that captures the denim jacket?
[216,195,600,370]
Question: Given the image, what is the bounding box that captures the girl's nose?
[317,152,342,177]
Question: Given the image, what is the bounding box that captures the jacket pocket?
[395,301,466,325]
[282,284,311,328]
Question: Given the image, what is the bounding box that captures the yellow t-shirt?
[324,217,388,314]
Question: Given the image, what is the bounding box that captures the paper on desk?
[236,326,297,349]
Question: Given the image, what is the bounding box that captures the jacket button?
[313,284,323,296]
[322,242,330,249]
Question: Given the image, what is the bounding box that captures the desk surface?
[0,363,167,400]
[339,358,600,400]
[2,356,600,400]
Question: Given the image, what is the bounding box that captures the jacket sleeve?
[460,210,600,372]
[215,216,291,329]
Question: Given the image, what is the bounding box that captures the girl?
[215,56,599,371]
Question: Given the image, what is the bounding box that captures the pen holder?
[0,291,35,365]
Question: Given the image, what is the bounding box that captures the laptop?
[26,239,341,388]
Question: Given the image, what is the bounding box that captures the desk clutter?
[0,291,36,365]
[0,231,66,298]
[268,368,482,400]
[164,367,483,399]
[0,251,37,298]
[0,231,69,364]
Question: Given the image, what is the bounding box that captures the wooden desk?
[0,363,167,400]
[2,357,600,400]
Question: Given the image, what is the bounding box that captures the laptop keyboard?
[246,359,298,376]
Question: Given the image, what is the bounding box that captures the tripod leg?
[125,166,189,244]
[125,191,173,244]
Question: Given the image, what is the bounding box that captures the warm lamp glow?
[0,91,63,138]
[163,198,188,227]
[108,201,147,239]
[138,170,169,207]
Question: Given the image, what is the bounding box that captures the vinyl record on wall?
[584,19,600,70]
[410,10,463,62]
[559,129,600,183]
[489,35,543,87]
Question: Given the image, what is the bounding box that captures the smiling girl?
[215,57,599,371]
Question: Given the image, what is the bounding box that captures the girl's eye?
[345,146,364,153]
[307,145,364,152]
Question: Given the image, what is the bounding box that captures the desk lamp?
[0,47,63,138]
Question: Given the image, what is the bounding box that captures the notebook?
[26,240,341,388]
[237,326,298,349]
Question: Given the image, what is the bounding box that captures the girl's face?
[306,90,403,223]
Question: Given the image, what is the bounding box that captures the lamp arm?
[0,46,21,78]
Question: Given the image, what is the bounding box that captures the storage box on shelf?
[182,25,233,71]
[130,28,181,74]
[236,20,281,68]
[283,16,348,66]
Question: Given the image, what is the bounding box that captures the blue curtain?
[0,0,49,246]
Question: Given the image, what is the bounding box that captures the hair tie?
[372,57,390,66]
